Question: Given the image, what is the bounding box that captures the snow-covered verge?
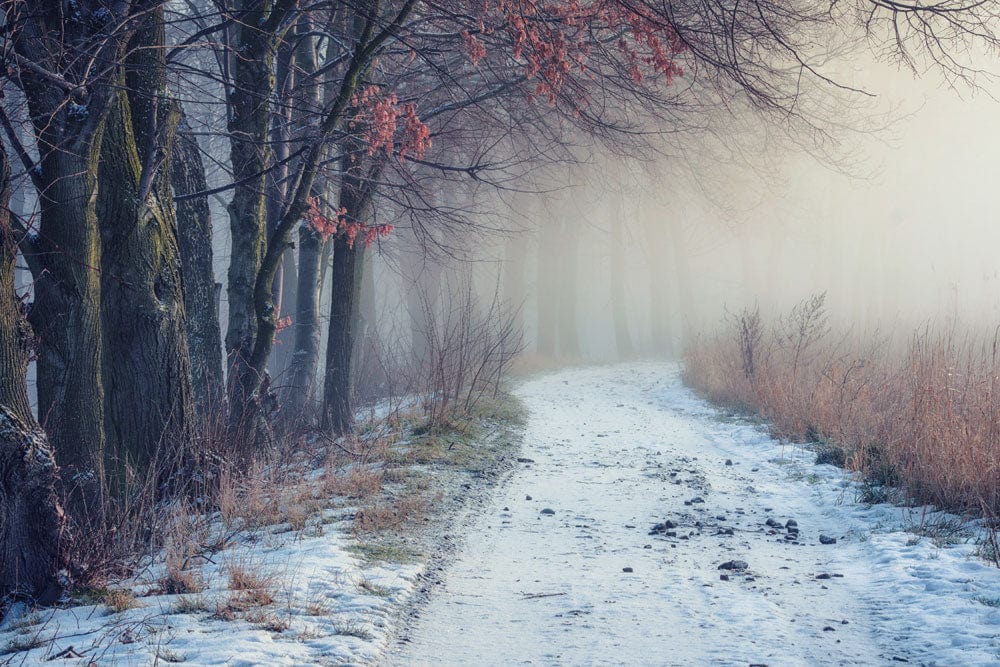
[394,363,1000,666]
[0,399,524,666]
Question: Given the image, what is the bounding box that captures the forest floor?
[390,363,1000,667]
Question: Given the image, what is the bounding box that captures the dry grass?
[226,556,276,597]
[351,494,432,534]
[323,466,385,499]
[684,294,1000,520]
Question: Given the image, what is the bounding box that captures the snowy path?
[391,363,1000,667]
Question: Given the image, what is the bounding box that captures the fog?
[391,54,1000,362]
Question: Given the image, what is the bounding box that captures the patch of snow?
[394,362,1000,666]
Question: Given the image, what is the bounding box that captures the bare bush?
[412,280,525,429]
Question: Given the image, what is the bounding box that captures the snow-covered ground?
[392,363,1000,666]
[0,506,423,665]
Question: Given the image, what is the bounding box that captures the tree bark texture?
[0,145,66,604]
[98,91,194,481]
[172,113,224,412]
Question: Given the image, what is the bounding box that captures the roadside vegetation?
[683,294,1000,535]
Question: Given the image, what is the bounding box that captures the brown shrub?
[352,494,432,534]
[684,294,1000,518]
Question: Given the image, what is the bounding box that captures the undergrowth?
[683,294,1000,562]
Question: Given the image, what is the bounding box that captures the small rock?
[819,535,837,545]
[540,508,555,515]
[785,519,798,529]
[691,497,705,504]
[503,507,509,511]
[719,574,730,581]
[525,495,533,500]
[823,626,835,632]
[725,459,733,466]
[816,573,832,580]
[718,560,749,571]
[643,544,652,549]
[766,518,780,528]
[517,457,535,463]
[625,524,636,529]
[622,567,634,573]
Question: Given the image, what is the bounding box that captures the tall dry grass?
[683,294,1000,518]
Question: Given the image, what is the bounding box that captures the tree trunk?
[503,231,527,352]
[282,224,326,422]
[14,0,136,478]
[352,244,375,386]
[0,144,66,605]
[668,218,696,350]
[266,36,296,380]
[557,219,581,358]
[322,234,363,435]
[225,5,277,426]
[610,214,634,359]
[536,221,558,357]
[28,139,106,476]
[644,210,674,357]
[321,166,375,435]
[97,7,194,483]
[172,113,224,412]
[98,94,193,482]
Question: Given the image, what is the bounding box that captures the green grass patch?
[346,541,419,565]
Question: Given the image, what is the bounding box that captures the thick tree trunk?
[98,93,194,481]
[610,215,634,359]
[0,145,66,605]
[29,142,106,476]
[282,224,326,422]
[557,219,581,358]
[172,114,224,411]
[97,7,194,482]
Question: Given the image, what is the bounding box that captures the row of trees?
[0,0,994,609]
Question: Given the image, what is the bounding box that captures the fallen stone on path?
[718,560,749,571]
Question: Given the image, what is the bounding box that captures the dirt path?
[388,363,1000,667]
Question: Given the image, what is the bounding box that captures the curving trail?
[390,363,1000,667]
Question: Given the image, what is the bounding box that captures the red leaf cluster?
[350,86,432,161]
[305,196,393,249]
